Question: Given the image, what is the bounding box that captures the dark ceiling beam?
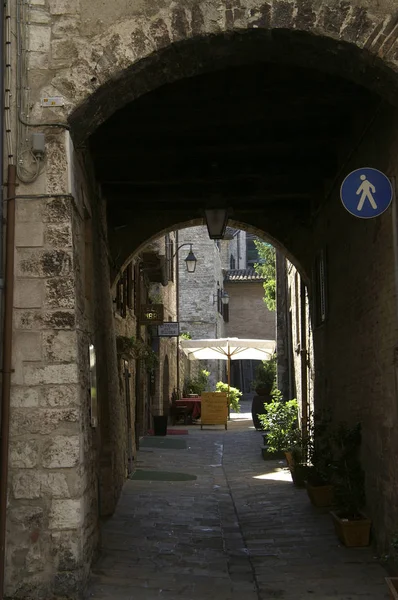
[91,142,337,159]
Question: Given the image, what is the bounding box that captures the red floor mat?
[147,429,189,436]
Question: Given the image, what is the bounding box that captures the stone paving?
[86,401,389,599]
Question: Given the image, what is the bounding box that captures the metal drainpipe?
[300,279,309,453]
[175,230,180,396]
[0,164,17,599]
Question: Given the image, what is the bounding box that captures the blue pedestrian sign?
[340,167,393,219]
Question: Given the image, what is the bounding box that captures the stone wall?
[286,261,314,418]
[224,281,275,340]
[6,133,106,598]
[178,226,227,389]
[311,104,398,553]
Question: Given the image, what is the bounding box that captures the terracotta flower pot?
[306,482,334,507]
[290,464,310,487]
[284,451,294,469]
[385,577,398,599]
[330,511,371,547]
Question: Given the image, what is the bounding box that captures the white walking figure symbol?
[356,174,377,211]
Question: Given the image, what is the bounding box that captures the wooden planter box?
[331,511,371,547]
[306,482,334,507]
[385,577,398,599]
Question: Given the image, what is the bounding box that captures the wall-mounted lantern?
[173,243,197,273]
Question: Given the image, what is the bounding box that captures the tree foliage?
[253,241,276,311]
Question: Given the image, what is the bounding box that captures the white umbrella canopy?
[180,338,276,362]
[180,338,276,411]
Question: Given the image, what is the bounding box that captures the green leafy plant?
[252,354,277,394]
[253,241,276,311]
[215,382,242,412]
[306,410,334,485]
[330,422,365,518]
[116,335,158,371]
[184,369,210,395]
[258,398,300,452]
[180,331,192,340]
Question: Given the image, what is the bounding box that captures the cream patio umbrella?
[180,337,276,405]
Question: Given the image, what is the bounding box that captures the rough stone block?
[30,9,51,24]
[44,198,72,223]
[16,199,44,222]
[9,506,44,530]
[52,17,80,38]
[13,331,42,361]
[40,384,79,407]
[42,435,80,468]
[10,440,39,468]
[45,278,75,309]
[51,531,81,570]
[10,386,40,408]
[51,39,79,67]
[29,25,51,53]
[27,51,50,70]
[10,407,79,436]
[49,499,82,529]
[14,279,44,309]
[43,331,77,362]
[49,0,80,15]
[45,223,72,248]
[15,222,44,247]
[16,248,73,278]
[23,363,78,385]
[12,471,70,499]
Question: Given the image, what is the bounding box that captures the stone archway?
[7,3,398,598]
[56,3,398,145]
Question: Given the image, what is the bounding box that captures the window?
[126,263,133,310]
[223,302,229,323]
[115,262,133,318]
[246,234,261,267]
[165,234,174,282]
[230,254,236,270]
[314,249,327,326]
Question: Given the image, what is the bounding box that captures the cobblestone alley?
[87,402,389,599]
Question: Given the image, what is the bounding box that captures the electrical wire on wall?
[4,0,13,166]
[16,0,45,183]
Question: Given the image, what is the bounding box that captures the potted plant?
[251,356,276,429]
[183,369,210,396]
[116,335,158,371]
[258,395,302,462]
[306,412,335,507]
[215,381,242,412]
[329,422,371,547]
[287,441,312,488]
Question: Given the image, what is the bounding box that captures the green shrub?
[258,397,300,452]
[215,382,242,412]
[252,355,277,394]
[184,369,210,395]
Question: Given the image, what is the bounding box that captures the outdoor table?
[177,397,202,419]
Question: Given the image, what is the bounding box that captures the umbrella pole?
[227,355,231,419]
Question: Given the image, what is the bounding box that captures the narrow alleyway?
[87,402,388,599]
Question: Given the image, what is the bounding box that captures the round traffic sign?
[340,167,393,219]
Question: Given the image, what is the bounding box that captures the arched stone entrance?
[6,2,398,597]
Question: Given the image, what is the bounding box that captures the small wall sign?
[158,322,179,337]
